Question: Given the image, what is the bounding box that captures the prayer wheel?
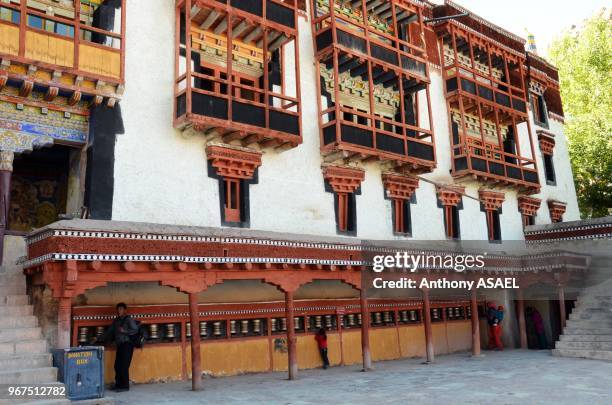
[281,318,287,331]
[373,312,382,325]
[95,326,105,340]
[230,320,237,335]
[400,310,408,323]
[78,327,89,344]
[186,322,191,338]
[325,315,333,328]
[200,321,207,337]
[466,306,472,318]
[149,324,159,339]
[253,319,261,334]
[347,313,355,326]
[383,311,392,323]
[454,307,461,318]
[241,320,249,335]
[357,313,362,325]
[432,308,440,320]
[166,324,175,339]
[213,321,222,336]
[294,317,301,330]
[271,318,277,332]
[409,310,417,322]
[315,316,322,329]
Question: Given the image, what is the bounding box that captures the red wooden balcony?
[0,0,125,102]
[174,0,302,150]
[310,0,436,171]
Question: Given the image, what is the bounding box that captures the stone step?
[552,348,612,361]
[0,315,38,328]
[1,295,29,306]
[0,305,33,316]
[0,339,47,356]
[565,320,612,328]
[0,327,41,343]
[563,327,612,335]
[569,312,612,321]
[0,353,52,369]
[560,334,612,342]
[0,367,57,385]
[556,340,612,351]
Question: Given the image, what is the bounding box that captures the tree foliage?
[548,10,612,218]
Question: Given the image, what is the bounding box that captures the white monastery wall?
[111,0,578,241]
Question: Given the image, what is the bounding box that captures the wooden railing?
[0,0,124,83]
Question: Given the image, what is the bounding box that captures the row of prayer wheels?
[78,307,468,344]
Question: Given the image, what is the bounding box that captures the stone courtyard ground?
[113,350,612,404]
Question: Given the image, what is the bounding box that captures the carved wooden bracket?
[206,144,262,179]
[537,130,555,155]
[518,196,541,217]
[322,165,365,193]
[382,173,419,200]
[478,189,505,211]
[548,200,567,223]
[436,185,464,206]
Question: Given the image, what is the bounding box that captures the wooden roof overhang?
[22,220,590,299]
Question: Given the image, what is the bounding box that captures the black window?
[334,192,357,235]
[392,199,412,235]
[532,93,549,128]
[443,205,460,240]
[485,209,502,242]
[543,154,556,185]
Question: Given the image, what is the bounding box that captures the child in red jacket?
[315,328,330,369]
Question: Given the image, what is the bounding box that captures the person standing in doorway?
[531,308,548,349]
[486,302,504,350]
[97,303,139,391]
[315,328,330,369]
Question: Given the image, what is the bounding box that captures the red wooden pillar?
[558,285,566,329]
[422,288,434,363]
[57,297,72,349]
[188,292,202,391]
[360,286,372,371]
[470,287,481,356]
[517,289,527,349]
[0,151,14,266]
[285,290,297,380]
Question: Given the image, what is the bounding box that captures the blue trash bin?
[52,346,105,401]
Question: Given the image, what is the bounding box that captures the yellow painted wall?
[370,328,400,361]
[341,330,362,365]
[102,322,472,383]
[271,336,288,372]
[398,325,426,358]
[25,31,74,67]
[0,23,19,56]
[447,321,472,353]
[432,323,449,355]
[197,339,270,376]
[79,44,121,79]
[104,345,183,384]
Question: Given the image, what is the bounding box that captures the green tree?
[548,10,612,218]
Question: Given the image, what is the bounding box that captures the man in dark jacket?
[97,303,139,391]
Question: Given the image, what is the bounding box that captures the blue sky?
[431,0,609,56]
